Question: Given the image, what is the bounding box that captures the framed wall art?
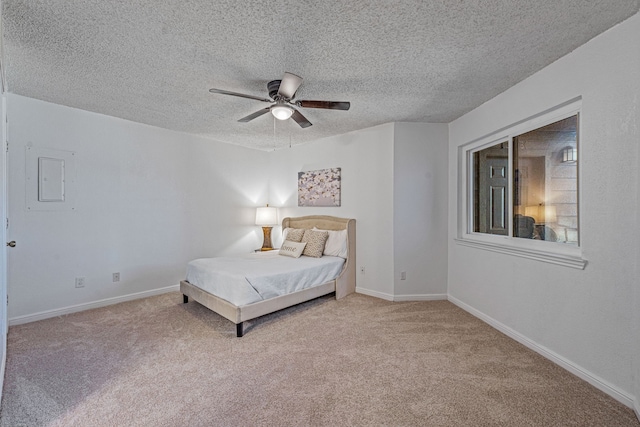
[298,168,341,207]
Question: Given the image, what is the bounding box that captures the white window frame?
[455,98,586,269]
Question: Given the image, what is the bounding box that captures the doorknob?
[6,241,15,247]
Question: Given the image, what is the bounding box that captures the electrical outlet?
[360,266,365,274]
[401,271,406,280]
[112,272,120,282]
[75,277,85,288]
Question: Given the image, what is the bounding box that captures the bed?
[180,215,356,337]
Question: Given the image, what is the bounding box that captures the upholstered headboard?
[282,215,351,231]
[281,215,356,299]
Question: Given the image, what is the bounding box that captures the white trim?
[355,287,394,301]
[454,238,587,270]
[459,98,582,155]
[448,295,635,409]
[356,288,448,302]
[0,341,5,402]
[635,399,640,423]
[393,293,448,302]
[0,93,7,403]
[0,3,6,94]
[8,284,180,326]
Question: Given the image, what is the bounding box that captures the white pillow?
[313,227,348,258]
[279,240,307,258]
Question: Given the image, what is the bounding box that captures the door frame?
[0,94,7,400]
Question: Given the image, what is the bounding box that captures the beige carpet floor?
[0,292,638,426]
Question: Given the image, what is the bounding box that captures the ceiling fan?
[209,72,350,128]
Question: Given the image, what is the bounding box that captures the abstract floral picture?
[298,168,341,207]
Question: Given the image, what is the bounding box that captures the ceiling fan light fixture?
[271,104,293,120]
[210,72,348,128]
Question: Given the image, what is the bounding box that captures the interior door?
[478,153,509,235]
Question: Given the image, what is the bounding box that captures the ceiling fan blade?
[291,109,312,128]
[297,100,351,110]
[209,88,272,103]
[238,107,271,122]
[277,72,303,99]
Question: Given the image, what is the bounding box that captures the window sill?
[454,237,587,270]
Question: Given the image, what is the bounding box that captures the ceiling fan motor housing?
[267,80,282,99]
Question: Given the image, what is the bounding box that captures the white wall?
[7,94,269,320]
[269,122,450,301]
[7,105,452,318]
[393,123,448,299]
[635,121,640,418]
[269,124,396,298]
[448,12,640,407]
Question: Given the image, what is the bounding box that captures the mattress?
[185,251,345,307]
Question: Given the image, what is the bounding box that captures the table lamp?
[525,204,557,224]
[255,205,278,250]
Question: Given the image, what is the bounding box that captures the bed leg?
[236,322,244,338]
[183,294,188,304]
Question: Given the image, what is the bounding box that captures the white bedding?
[185,251,345,306]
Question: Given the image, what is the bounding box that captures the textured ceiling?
[2,1,638,150]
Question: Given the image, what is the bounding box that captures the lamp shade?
[255,206,278,225]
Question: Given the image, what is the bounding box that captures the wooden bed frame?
[180,215,356,337]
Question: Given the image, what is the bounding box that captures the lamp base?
[261,226,273,251]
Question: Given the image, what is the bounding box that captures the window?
[459,100,585,269]
[513,116,579,244]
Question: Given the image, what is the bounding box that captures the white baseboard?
[356,288,448,302]
[356,287,448,302]
[393,293,448,302]
[355,287,394,301]
[635,398,639,423]
[8,284,180,326]
[0,338,5,404]
[448,295,636,410]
